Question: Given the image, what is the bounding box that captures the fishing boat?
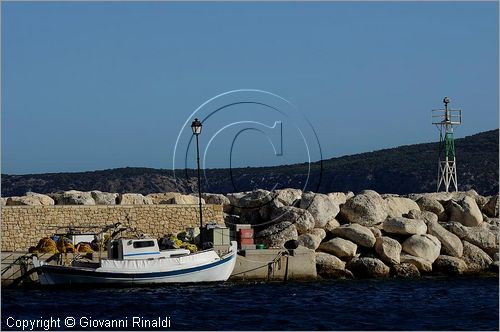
[32,236,238,285]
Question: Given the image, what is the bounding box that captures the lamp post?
[191,118,203,247]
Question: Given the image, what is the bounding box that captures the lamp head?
[191,118,202,135]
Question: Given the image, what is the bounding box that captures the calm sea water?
[2,276,499,331]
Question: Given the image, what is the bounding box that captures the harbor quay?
[1,188,498,286]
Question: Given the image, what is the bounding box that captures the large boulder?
[324,219,340,233]
[315,252,349,279]
[270,206,315,235]
[462,189,482,199]
[485,217,499,227]
[416,196,447,221]
[300,192,340,228]
[474,195,490,210]
[147,192,181,204]
[274,188,302,206]
[369,227,382,238]
[409,192,449,202]
[255,221,298,249]
[201,193,230,205]
[444,222,498,256]
[201,193,231,212]
[27,192,55,205]
[171,194,205,205]
[385,197,420,218]
[482,195,499,218]
[413,190,479,203]
[7,192,54,206]
[238,189,273,209]
[433,255,467,275]
[447,196,483,226]
[239,210,263,225]
[237,190,274,223]
[461,241,493,272]
[315,252,346,270]
[52,190,95,205]
[259,199,284,221]
[225,192,248,213]
[481,222,499,235]
[297,233,322,250]
[327,192,350,206]
[391,263,420,278]
[346,257,390,278]
[331,224,376,248]
[402,234,441,263]
[407,209,438,224]
[309,228,327,241]
[6,196,39,206]
[339,191,388,226]
[400,254,432,272]
[374,236,401,265]
[91,191,118,205]
[318,238,357,260]
[0,197,6,206]
[427,220,463,257]
[117,193,153,205]
[383,217,427,236]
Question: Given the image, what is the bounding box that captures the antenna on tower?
[432,97,462,192]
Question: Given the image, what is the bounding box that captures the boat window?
[110,241,119,259]
[133,240,155,249]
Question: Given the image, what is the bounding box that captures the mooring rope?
[231,251,288,277]
[1,253,35,276]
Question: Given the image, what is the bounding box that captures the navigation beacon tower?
[432,97,462,192]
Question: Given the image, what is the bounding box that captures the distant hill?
[2,129,498,197]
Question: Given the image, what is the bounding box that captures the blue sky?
[2,1,498,174]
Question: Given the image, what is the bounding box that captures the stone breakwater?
[1,188,499,279]
[216,188,499,278]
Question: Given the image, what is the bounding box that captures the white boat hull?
[34,242,237,285]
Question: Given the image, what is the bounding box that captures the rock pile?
[219,188,498,279]
[2,191,205,206]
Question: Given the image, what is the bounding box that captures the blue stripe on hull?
[39,254,235,280]
[123,251,160,257]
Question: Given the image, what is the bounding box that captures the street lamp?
[191,118,203,247]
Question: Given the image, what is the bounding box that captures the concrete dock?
[230,248,317,281]
[2,249,317,286]
[1,252,40,286]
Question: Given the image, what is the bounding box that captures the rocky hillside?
[2,129,498,197]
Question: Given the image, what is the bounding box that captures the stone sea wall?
[1,204,223,252]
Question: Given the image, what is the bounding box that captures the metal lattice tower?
[432,97,462,192]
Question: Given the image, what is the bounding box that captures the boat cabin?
[108,238,190,260]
